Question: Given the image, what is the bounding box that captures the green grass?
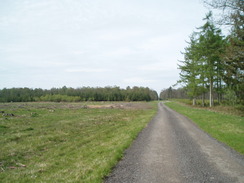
[165,101,244,154]
[0,102,157,183]
[171,98,244,116]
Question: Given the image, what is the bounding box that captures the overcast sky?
[0,0,209,93]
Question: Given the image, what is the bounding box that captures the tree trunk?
[209,78,214,107]
[193,98,196,106]
[202,93,205,107]
[219,79,222,103]
[217,76,222,104]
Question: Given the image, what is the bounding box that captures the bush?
[225,89,237,106]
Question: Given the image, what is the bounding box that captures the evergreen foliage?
[178,12,226,106]
[160,87,188,100]
[176,0,244,106]
[0,86,158,102]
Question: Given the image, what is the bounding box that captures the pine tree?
[197,12,225,107]
[204,0,244,104]
[178,34,204,105]
[179,12,225,107]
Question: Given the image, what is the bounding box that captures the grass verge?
[172,99,244,116]
[165,101,244,155]
[0,102,157,183]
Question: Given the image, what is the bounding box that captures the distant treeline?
[160,87,188,100]
[0,86,158,102]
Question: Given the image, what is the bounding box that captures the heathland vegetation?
[161,0,243,107]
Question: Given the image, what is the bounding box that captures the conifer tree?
[179,12,225,107]
[197,12,225,106]
[204,0,244,104]
[178,34,204,105]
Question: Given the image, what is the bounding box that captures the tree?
[0,86,158,102]
[197,12,226,106]
[159,87,188,100]
[204,0,244,104]
[204,0,243,26]
[178,33,206,105]
[178,12,225,107]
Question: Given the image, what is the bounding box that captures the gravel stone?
[104,102,244,183]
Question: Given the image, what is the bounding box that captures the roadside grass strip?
[165,102,244,155]
[0,102,157,183]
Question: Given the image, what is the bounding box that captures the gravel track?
[105,102,244,183]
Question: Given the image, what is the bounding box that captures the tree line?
[0,86,158,102]
[159,87,227,104]
[160,87,188,100]
[176,0,243,106]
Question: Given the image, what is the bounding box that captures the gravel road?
[105,102,244,183]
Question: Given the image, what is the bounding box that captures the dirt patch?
[0,102,153,111]
[87,102,152,110]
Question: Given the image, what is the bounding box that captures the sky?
[0,0,210,94]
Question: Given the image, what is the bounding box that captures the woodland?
[161,0,243,106]
[0,86,158,102]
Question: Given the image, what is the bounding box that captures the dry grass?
[0,102,157,183]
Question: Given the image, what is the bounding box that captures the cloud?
[123,77,156,84]
[71,51,86,55]
[100,47,136,59]
[98,29,146,41]
[0,0,208,91]
[65,68,108,73]
[138,62,176,71]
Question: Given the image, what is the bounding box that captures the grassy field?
[165,101,244,155]
[0,102,157,183]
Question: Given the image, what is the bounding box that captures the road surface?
[105,102,244,183]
